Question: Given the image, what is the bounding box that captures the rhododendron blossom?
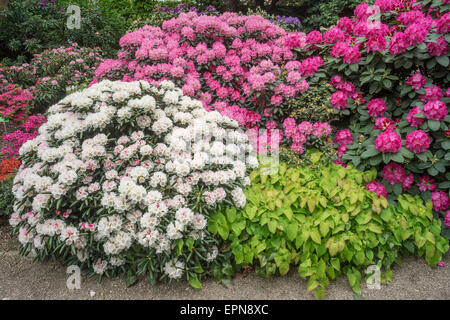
[330,91,348,110]
[423,100,448,121]
[418,176,436,192]
[406,73,426,90]
[405,130,430,154]
[367,98,386,118]
[382,163,405,185]
[375,130,402,153]
[335,129,353,146]
[406,106,425,128]
[445,211,450,228]
[93,12,321,129]
[431,191,450,212]
[366,180,387,198]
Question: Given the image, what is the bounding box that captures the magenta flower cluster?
[367,98,386,118]
[375,130,402,153]
[329,75,365,110]
[281,118,332,154]
[405,130,430,154]
[1,115,46,157]
[366,180,387,198]
[431,191,450,212]
[381,163,414,190]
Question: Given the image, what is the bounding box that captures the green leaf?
[286,223,298,241]
[268,220,278,233]
[436,55,449,67]
[307,278,320,291]
[368,223,383,234]
[314,288,325,300]
[279,262,290,276]
[442,140,450,150]
[185,237,195,252]
[349,64,359,72]
[331,258,340,271]
[231,220,246,237]
[226,207,237,223]
[176,239,184,256]
[310,227,322,244]
[319,221,330,237]
[188,274,202,290]
[428,120,441,131]
[125,272,137,287]
[217,213,229,240]
[391,152,404,163]
[347,269,362,295]
[399,147,414,159]
[361,148,379,159]
[310,152,322,163]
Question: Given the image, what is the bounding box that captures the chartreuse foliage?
[208,155,449,299]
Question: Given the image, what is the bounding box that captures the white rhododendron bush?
[9,80,258,284]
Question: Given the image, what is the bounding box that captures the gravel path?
[0,223,449,300]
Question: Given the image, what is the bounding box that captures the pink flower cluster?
[406,73,426,90]
[282,118,331,154]
[329,75,365,110]
[335,129,353,146]
[0,83,33,122]
[423,100,448,121]
[1,115,46,157]
[405,130,430,154]
[366,180,387,198]
[367,98,386,118]
[431,191,450,212]
[417,176,436,192]
[373,117,398,131]
[445,210,450,228]
[408,84,449,122]
[334,129,353,161]
[306,0,448,61]
[406,106,425,127]
[381,163,414,190]
[375,130,402,153]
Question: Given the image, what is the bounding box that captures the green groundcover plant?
[209,153,449,299]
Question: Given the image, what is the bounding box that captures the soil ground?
[0,222,448,300]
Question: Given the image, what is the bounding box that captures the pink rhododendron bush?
[2,44,104,114]
[92,12,334,154]
[9,79,259,285]
[294,0,450,236]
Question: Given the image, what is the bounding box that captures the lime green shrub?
[208,157,449,299]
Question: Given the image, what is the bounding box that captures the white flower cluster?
[11,80,258,279]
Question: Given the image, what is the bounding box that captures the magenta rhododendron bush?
[287,0,450,233]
